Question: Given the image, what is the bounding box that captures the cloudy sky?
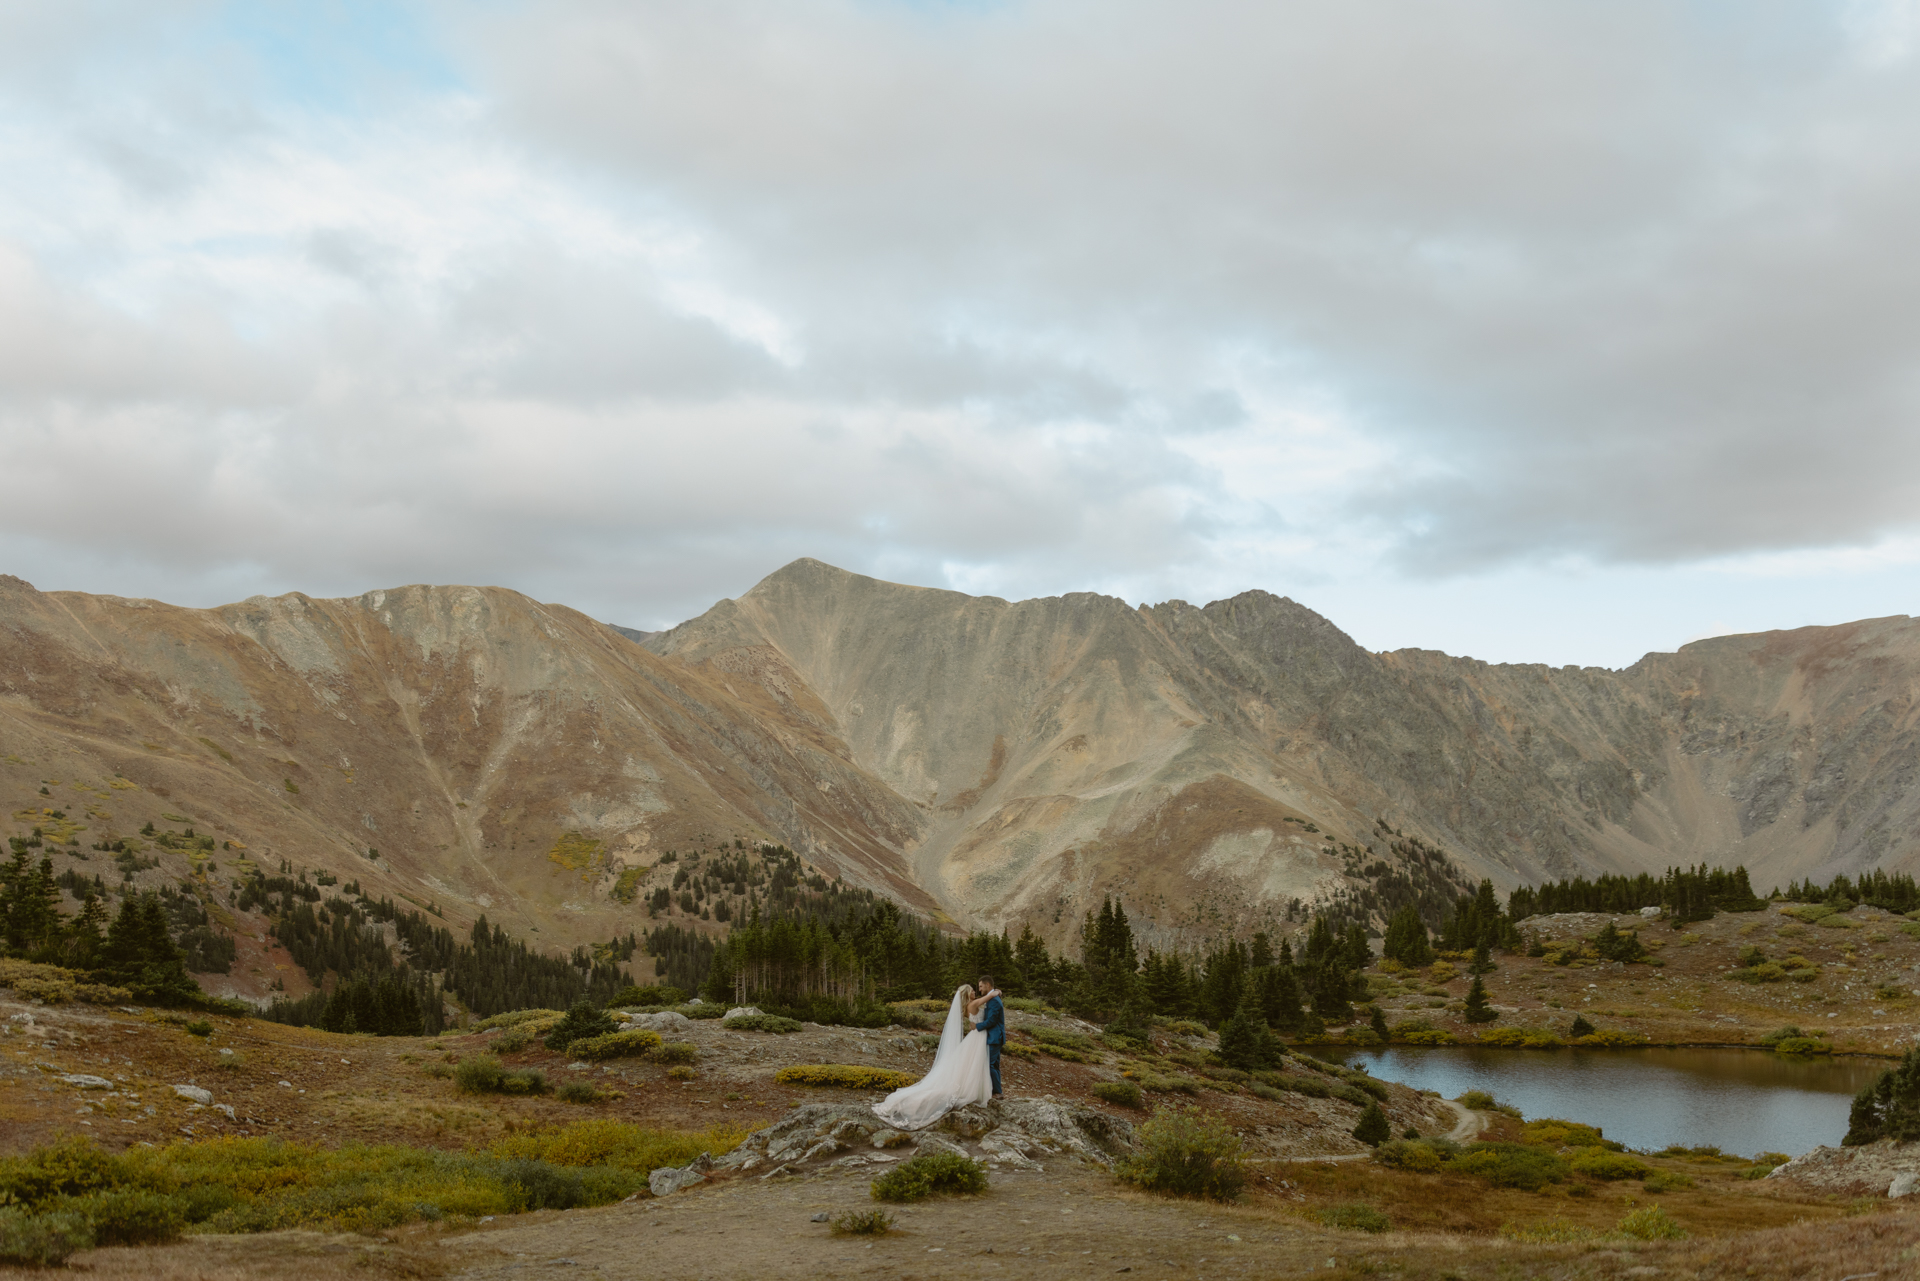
[4,1,1920,667]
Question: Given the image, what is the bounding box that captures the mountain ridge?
[3,561,1916,959]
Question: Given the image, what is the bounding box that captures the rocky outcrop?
[1768,1140,1920,1196]
[711,1099,1136,1181]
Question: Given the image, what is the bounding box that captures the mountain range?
[3,560,1915,955]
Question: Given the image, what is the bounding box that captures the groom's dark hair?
[977,975,993,992]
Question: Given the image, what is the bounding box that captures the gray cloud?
[2,0,1919,655]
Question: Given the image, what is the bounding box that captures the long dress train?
[871,986,993,1130]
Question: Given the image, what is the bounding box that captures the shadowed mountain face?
[3,561,1916,952]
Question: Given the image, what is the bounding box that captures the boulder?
[627,1011,694,1033]
[722,1007,765,1022]
[1891,1172,1917,1199]
[992,1097,1137,1167]
[59,1074,113,1090]
[911,1133,972,1160]
[649,1152,713,1197]
[172,1084,213,1106]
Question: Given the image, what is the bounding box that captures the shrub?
[545,1000,618,1052]
[1371,1140,1449,1173]
[1453,1143,1569,1191]
[183,1020,214,1038]
[1520,1119,1606,1148]
[474,1008,565,1031]
[1592,922,1647,962]
[1316,1203,1390,1233]
[723,1014,804,1033]
[1457,1090,1496,1110]
[1643,1170,1694,1192]
[1091,1080,1144,1108]
[1351,1102,1391,1147]
[1570,1149,1647,1181]
[1845,1044,1920,1145]
[1568,1015,1595,1038]
[1569,1028,1650,1048]
[455,1055,547,1096]
[491,1119,746,1172]
[1476,1027,1560,1049]
[556,1081,605,1104]
[652,1042,699,1065]
[0,1208,93,1266]
[569,1029,662,1061]
[830,1208,895,1235]
[1617,1204,1686,1240]
[1390,1019,1456,1045]
[870,1152,989,1203]
[63,1188,186,1246]
[1115,1106,1247,1201]
[774,1064,917,1090]
[666,1065,696,1081]
[1497,1217,1599,1244]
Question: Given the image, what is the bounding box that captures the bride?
[872,984,997,1130]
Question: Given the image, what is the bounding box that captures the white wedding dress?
[871,986,994,1130]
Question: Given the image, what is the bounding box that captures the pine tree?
[1463,974,1496,1024]
[1256,962,1303,1032]
[1250,932,1274,969]
[1369,1004,1389,1042]
[1468,938,1495,975]
[1217,999,1279,1071]
[1382,904,1434,967]
[1352,1101,1391,1147]
[1569,1014,1595,1038]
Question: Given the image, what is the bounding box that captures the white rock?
[722,1007,765,1022]
[60,1074,114,1090]
[1639,906,1663,918]
[628,1011,694,1032]
[172,1084,213,1105]
[214,1103,236,1120]
[1891,1172,1917,1199]
[649,1152,713,1197]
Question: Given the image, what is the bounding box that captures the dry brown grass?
[0,1232,453,1281]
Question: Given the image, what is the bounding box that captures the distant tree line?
[1,842,215,1007]
[1507,864,1765,925]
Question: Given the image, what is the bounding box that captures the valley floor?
[5,979,1915,1280]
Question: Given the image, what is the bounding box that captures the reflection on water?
[1353,1046,1887,1156]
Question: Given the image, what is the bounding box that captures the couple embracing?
[872,975,1006,1131]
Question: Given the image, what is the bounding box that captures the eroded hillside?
[4,561,1918,957]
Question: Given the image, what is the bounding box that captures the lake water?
[1351,1046,1888,1157]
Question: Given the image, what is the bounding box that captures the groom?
[976,974,1006,1100]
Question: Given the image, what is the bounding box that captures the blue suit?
[976,995,1005,1097]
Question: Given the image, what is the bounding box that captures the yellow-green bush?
[1521,1119,1607,1148]
[652,1041,699,1065]
[0,1130,725,1256]
[1497,1217,1600,1243]
[1643,1170,1694,1192]
[774,1064,917,1090]
[1567,1028,1650,1048]
[568,1029,662,1061]
[1090,1080,1144,1108]
[474,1008,565,1031]
[1570,1149,1648,1181]
[1115,1105,1247,1201]
[0,959,131,1006]
[871,1151,989,1202]
[1617,1204,1686,1240]
[1476,1027,1561,1049]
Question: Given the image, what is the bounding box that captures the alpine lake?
[1352,1044,1889,1157]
